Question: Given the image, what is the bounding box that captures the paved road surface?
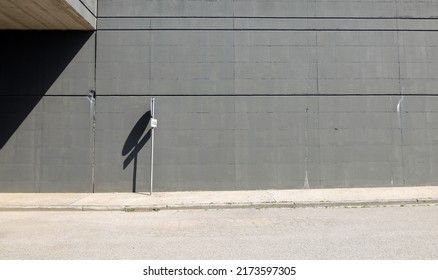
[1,205,437,259]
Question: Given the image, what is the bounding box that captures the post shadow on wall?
[122,111,152,192]
[0,31,93,149]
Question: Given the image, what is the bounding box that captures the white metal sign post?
[150,97,157,195]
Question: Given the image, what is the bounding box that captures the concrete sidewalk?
[0,186,438,211]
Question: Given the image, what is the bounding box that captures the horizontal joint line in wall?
[96,94,438,97]
[98,29,438,32]
[98,16,438,20]
[0,95,90,98]
[3,94,438,97]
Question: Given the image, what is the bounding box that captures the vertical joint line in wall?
[395,2,406,185]
[316,43,322,187]
[232,12,237,187]
[89,90,96,192]
[315,32,319,95]
[398,93,406,185]
[232,13,235,95]
[304,107,310,189]
[311,30,321,187]
[91,31,98,192]
[149,20,152,94]
[316,91,321,188]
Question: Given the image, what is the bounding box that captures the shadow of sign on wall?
[122,111,151,192]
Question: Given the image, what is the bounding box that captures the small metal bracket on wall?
[150,97,157,195]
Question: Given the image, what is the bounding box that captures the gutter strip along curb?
[0,199,437,211]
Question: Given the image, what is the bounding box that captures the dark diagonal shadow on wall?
[122,111,152,192]
[0,31,93,149]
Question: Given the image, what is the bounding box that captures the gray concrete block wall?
[0,31,95,192]
[92,0,438,191]
[2,1,438,192]
[93,95,424,191]
[0,96,94,192]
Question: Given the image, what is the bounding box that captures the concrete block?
[99,0,232,17]
[319,79,400,95]
[403,96,438,113]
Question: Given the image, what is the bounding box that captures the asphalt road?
[1,205,437,259]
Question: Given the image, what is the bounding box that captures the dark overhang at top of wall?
[0,0,96,30]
